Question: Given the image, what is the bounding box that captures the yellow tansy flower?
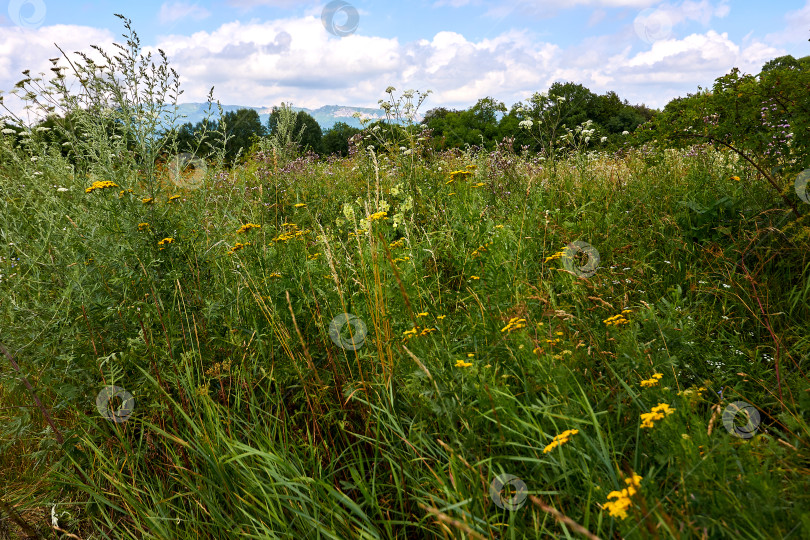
[85,180,118,193]
[542,429,579,453]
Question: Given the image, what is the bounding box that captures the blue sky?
[1,0,809,121]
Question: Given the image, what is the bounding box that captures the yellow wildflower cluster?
[402,326,437,341]
[552,350,574,360]
[118,189,133,198]
[393,255,410,264]
[640,373,664,388]
[455,359,473,368]
[348,229,368,238]
[268,272,281,278]
[85,180,118,193]
[237,223,261,234]
[471,241,493,258]
[543,429,579,453]
[294,203,306,208]
[544,250,566,263]
[389,239,406,249]
[142,197,154,204]
[472,182,485,188]
[677,386,708,402]
[731,176,740,181]
[604,309,632,326]
[367,211,388,222]
[640,403,675,429]
[603,473,643,520]
[469,275,480,280]
[137,222,150,231]
[168,195,181,203]
[227,242,251,255]
[205,359,231,378]
[501,317,527,333]
[448,170,473,181]
[157,238,174,250]
[272,223,310,243]
[307,253,320,260]
[466,164,476,170]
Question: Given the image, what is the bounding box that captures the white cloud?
[765,0,810,45]
[159,2,212,25]
[0,3,795,123]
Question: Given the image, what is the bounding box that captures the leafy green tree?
[420,97,506,149]
[646,57,810,215]
[547,82,599,129]
[321,122,361,156]
[221,108,265,163]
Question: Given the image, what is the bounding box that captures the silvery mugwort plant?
[1,15,181,193]
[261,101,307,162]
[0,13,230,199]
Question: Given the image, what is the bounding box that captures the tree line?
[3,54,807,174]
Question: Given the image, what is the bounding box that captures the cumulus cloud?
[765,0,810,45]
[159,2,212,24]
[0,2,796,121]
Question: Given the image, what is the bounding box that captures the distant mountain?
[168,102,416,131]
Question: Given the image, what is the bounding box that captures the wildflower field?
[1,20,810,540]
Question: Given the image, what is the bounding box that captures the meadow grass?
[1,25,809,537]
[2,131,809,539]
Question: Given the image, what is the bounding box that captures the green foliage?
[321,121,361,156]
[644,55,810,214]
[422,97,506,150]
